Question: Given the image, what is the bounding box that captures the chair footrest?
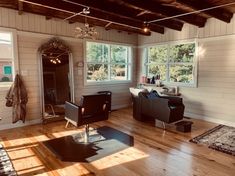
[175,120,193,132]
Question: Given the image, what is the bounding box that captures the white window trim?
[145,39,198,87]
[84,40,133,86]
[0,27,19,87]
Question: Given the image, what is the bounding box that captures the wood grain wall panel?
[1,8,9,27]
[138,17,235,45]
[0,8,2,25]
[0,7,137,128]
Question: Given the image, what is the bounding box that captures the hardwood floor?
[0,108,235,176]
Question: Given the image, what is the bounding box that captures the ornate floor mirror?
[38,38,74,123]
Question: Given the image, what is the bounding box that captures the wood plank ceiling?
[0,0,234,36]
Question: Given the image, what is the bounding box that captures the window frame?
[145,40,198,87]
[84,40,133,85]
[0,27,18,88]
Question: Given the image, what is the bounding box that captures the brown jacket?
[5,74,28,123]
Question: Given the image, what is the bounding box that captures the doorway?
[39,38,74,123]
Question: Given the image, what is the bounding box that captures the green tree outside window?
[146,42,196,85]
[86,42,131,82]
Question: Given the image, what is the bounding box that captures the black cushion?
[146,90,159,99]
[65,94,109,126]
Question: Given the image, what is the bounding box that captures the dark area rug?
[0,144,17,176]
[190,125,235,156]
[43,126,134,162]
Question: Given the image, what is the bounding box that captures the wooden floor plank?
[0,108,234,176]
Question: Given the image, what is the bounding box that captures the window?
[146,42,197,86]
[0,31,15,84]
[3,66,12,75]
[86,41,132,83]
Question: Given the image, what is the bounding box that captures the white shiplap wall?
[0,7,137,129]
[138,17,235,45]
[138,16,235,125]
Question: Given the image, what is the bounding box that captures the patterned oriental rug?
[0,144,17,176]
[190,125,235,156]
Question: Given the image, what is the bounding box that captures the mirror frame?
[38,37,75,123]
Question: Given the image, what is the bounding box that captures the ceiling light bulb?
[143,27,149,33]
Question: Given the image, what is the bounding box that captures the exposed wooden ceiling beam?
[14,2,152,36]
[106,23,151,36]
[116,0,207,27]
[19,0,164,34]
[45,16,52,20]
[0,0,17,9]
[68,20,75,24]
[136,10,148,17]
[18,0,23,15]
[63,0,183,31]
[105,22,112,29]
[136,14,183,31]
[176,0,233,23]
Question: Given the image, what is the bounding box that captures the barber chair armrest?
[65,101,83,123]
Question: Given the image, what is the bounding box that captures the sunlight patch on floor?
[91,147,149,170]
[51,128,84,138]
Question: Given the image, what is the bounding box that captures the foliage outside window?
[3,65,12,75]
[0,32,14,83]
[146,42,196,86]
[86,41,132,83]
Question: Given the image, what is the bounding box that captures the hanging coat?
[5,74,28,123]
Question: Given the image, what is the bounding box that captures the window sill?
[85,80,132,86]
[141,82,197,88]
[163,82,197,88]
[0,83,12,90]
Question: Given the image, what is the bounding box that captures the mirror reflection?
[40,38,72,123]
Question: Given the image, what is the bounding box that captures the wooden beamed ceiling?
[176,0,233,23]
[62,0,183,31]
[0,0,234,36]
[24,0,165,34]
[110,0,207,27]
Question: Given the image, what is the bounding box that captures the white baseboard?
[2,109,234,131]
[0,119,42,131]
[0,104,131,131]
[184,112,235,127]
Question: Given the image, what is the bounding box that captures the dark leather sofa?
[131,90,185,124]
